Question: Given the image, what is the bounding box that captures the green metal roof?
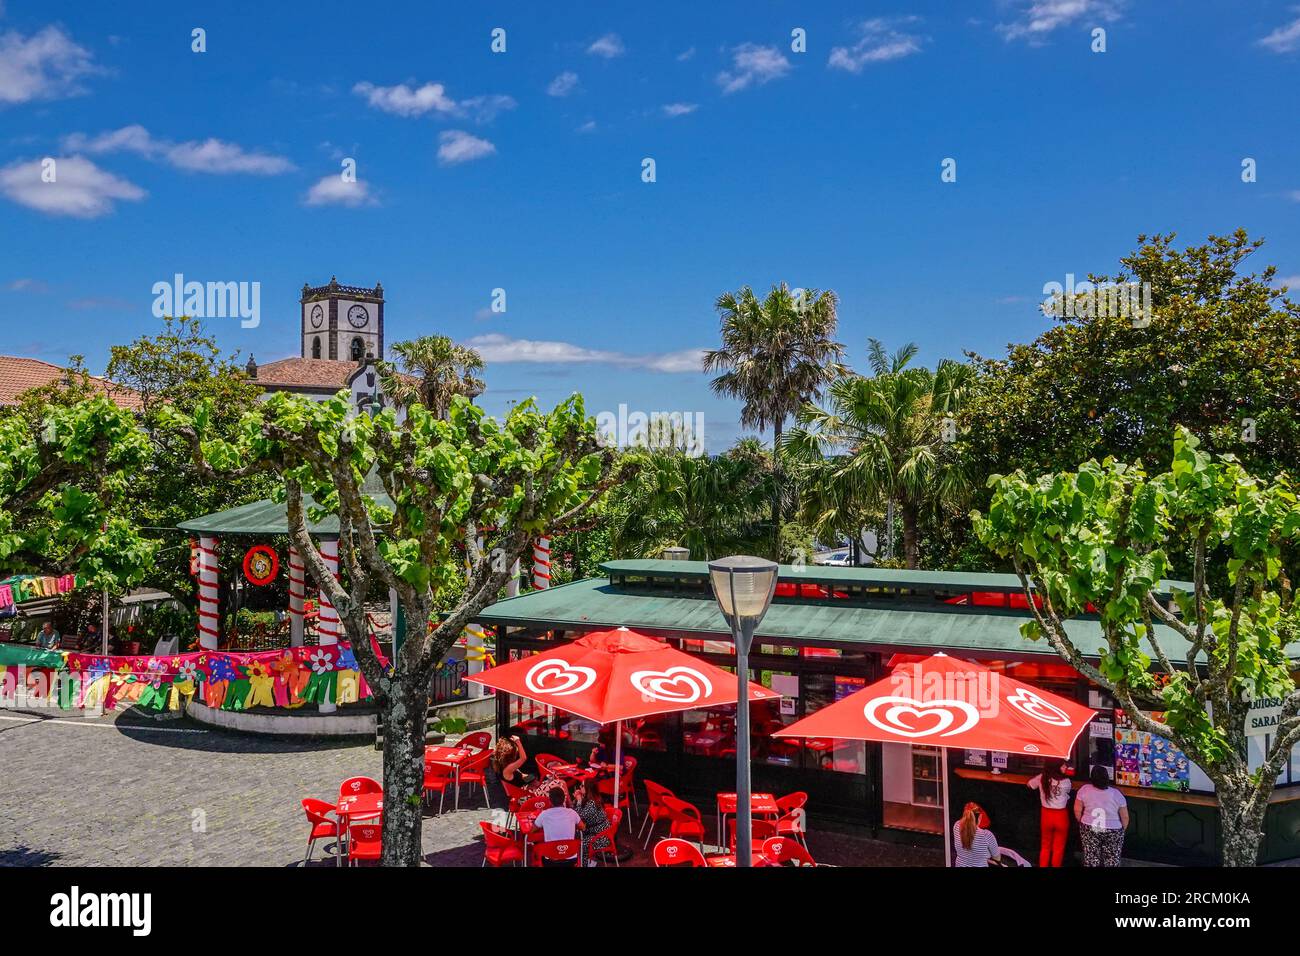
[475,576,1202,665]
[178,472,393,536]
[601,559,1194,598]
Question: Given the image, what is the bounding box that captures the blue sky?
[2,0,1298,450]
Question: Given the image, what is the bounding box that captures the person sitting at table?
[953,802,1002,867]
[491,735,535,788]
[573,779,612,866]
[533,788,584,866]
[590,729,614,765]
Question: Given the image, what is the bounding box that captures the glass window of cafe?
[503,632,868,775]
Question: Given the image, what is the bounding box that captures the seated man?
[532,788,584,866]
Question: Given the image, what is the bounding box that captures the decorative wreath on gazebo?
[242,545,280,586]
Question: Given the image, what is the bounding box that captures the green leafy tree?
[169,390,622,865]
[0,396,155,587]
[974,428,1300,865]
[106,316,275,616]
[704,284,847,554]
[964,231,1300,486]
[784,340,972,568]
[610,451,772,561]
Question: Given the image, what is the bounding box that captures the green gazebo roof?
[178,472,393,536]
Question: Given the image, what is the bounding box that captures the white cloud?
[353,80,457,116]
[828,17,926,72]
[998,0,1124,42]
[466,333,704,373]
[64,125,294,175]
[547,71,580,97]
[587,33,625,58]
[353,81,516,122]
[1259,12,1300,53]
[576,119,597,133]
[717,43,791,94]
[677,47,696,62]
[0,156,145,218]
[303,174,376,207]
[7,277,49,292]
[1275,274,1300,289]
[662,102,698,118]
[437,130,495,165]
[0,25,99,105]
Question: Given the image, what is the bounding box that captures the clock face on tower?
[310,304,324,329]
[347,304,370,329]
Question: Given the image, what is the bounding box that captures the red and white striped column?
[196,536,220,650]
[288,546,306,647]
[532,536,551,590]
[316,536,340,714]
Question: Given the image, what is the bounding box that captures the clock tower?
[300,277,385,362]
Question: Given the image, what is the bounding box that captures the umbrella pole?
[941,746,952,867]
[613,720,623,810]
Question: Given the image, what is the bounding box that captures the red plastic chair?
[653,838,706,867]
[532,838,580,866]
[459,731,493,751]
[597,766,635,832]
[479,822,524,867]
[338,776,382,800]
[662,795,706,851]
[639,779,677,848]
[728,817,777,852]
[347,824,382,865]
[762,836,817,867]
[774,792,809,846]
[457,751,493,809]
[534,753,564,778]
[422,763,454,814]
[300,798,340,865]
[588,807,622,867]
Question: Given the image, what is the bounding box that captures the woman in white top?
[1074,765,1129,867]
[952,802,1001,867]
[1026,762,1073,867]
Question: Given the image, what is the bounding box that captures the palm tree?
[782,339,973,568]
[703,284,847,554]
[379,335,485,418]
[610,452,772,562]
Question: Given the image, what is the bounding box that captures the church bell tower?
[300,277,385,362]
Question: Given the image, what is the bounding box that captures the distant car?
[815,549,852,566]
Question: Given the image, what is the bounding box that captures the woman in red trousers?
[1026,762,1073,867]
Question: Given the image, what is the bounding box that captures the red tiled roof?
[253,358,363,389]
[0,356,143,410]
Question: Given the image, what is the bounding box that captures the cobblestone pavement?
[0,708,939,867]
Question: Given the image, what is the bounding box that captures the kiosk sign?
[1247,697,1285,737]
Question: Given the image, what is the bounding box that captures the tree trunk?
[901,501,920,569]
[1216,782,1265,866]
[379,675,428,866]
[771,418,784,560]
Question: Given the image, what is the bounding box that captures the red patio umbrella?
[773,653,1095,864]
[465,627,780,805]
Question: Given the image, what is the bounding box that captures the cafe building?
[473,559,1300,865]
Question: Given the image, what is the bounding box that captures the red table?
[333,793,383,866]
[716,792,780,848]
[425,745,477,810]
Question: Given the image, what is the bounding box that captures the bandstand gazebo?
[177,484,394,713]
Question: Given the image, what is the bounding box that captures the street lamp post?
[707,555,778,867]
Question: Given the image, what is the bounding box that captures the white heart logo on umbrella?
[862,695,981,739]
[1005,688,1071,726]
[630,666,713,704]
[525,659,597,697]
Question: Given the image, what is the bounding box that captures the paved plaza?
[0,706,939,868]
